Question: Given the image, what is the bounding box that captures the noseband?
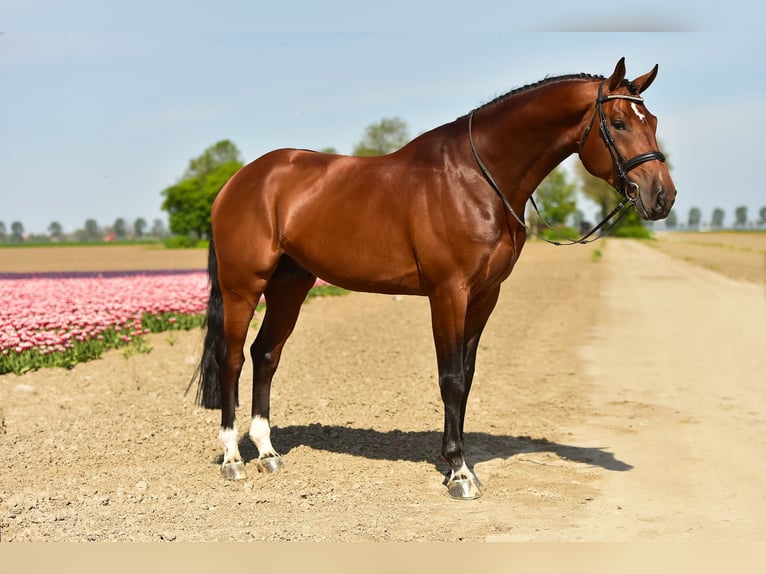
[578,79,666,202]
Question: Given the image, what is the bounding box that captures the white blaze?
[631,102,647,122]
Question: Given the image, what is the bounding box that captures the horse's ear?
[607,57,627,92]
[633,64,659,94]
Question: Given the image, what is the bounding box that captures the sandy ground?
[0,239,764,541]
[0,244,207,273]
[650,231,766,285]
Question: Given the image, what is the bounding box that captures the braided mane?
[470,73,605,115]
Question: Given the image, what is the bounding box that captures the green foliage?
[352,117,410,156]
[140,311,206,332]
[611,225,654,239]
[575,161,617,221]
[538,226,579,242]
[305,284,349,300]
[616,211,654,237]
[161,140,244,237]
[121,337,153,359]
[184,140,242,179]
[162,234,204,249]
[532,167,578,227]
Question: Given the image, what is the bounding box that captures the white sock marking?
[219,426,242,465]
[249,416,278,458]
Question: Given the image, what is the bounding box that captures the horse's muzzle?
[633,182,674,221]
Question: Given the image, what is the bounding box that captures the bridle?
[578,79,666,202]
[468,79,666,246]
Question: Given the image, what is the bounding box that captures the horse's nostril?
[654,187,667,213]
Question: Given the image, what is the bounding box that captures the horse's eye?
[612,119,627,131]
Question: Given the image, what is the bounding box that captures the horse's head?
[578,58,676,221]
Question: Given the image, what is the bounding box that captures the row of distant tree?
[0,218,168,244]
[662,206,766,230]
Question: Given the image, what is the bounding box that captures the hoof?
[256,455,285,474]
[447,477,483,500]
[221,460,247,480]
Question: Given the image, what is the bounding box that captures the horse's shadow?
[224,423,632,474]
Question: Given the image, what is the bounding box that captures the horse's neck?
[473,81,595,203]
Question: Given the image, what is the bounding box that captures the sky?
[2,1,765,235]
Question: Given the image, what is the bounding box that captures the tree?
[688,207,702,228]
[161,140,244,237]
[151,219,166,237]
[734,205,748,228]
[352,117,410,156]
[758,207,766,227]
[711,208,725,229]
[575,161,616,220]
[10,221,25,243]
[48,221,64,241]
[665,210,678,229]
[113,218,128,240]
[84,218,101,241]
[134,218,147,238]
[0,221,7,241]
[184,140,241,180]
[531,167,577,232]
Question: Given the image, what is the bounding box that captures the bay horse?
[191,58,675,499]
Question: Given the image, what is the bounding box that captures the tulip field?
[0,270,209,374]
[0,260,341,375]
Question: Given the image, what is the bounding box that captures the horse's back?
[211,148,425,292]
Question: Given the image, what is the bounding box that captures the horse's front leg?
[430,290,483,500]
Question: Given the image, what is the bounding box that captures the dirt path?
[1,240,764,541]
[489,240,766,540]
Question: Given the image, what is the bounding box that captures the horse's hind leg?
[249,259,316,473]
[217,289,259,480]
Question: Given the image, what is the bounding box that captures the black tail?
[188,237,226,409]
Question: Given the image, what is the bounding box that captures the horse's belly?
[283,225,423,295]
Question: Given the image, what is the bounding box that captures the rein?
[468,79,665,246]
